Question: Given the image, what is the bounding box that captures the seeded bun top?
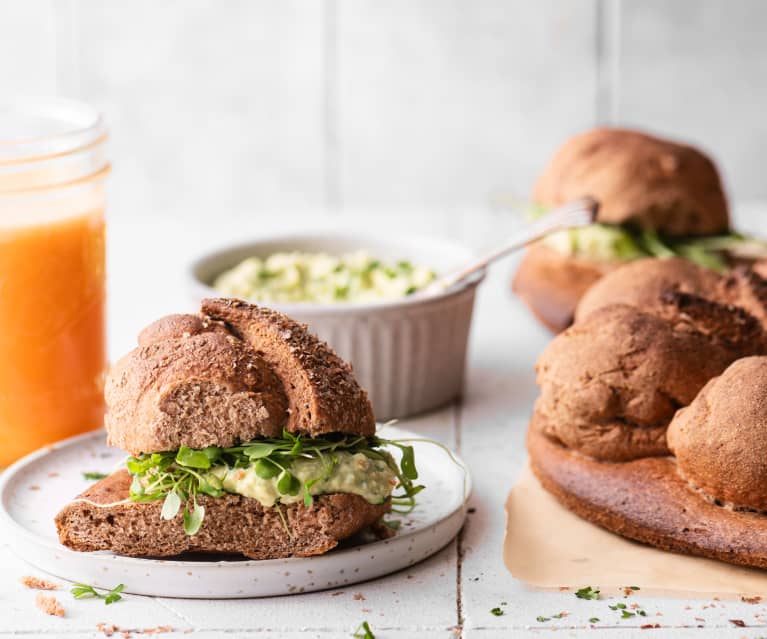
[106,299,375,455]
[533,127,729,236]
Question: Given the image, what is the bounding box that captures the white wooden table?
[2,207,766,638]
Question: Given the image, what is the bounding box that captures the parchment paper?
[505,465,767,596]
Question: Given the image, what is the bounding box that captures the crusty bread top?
[533,127,729,236]
[575,257,723,323]
[201,298,375,438]
[106,301,375,455]
[106,313,290,454]
[668,356,767,512]
[535,295,767,463]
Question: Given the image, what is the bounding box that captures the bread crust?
[106,316,289,455]
[668,356,767,512]
[55,470,389,560]
[533,127,729,236]
[202,298,375,438]
[534,302,764,462]
[575,257,723,322]
[527,422,767,570]
[106,299,376,454]
[512,244,615,332]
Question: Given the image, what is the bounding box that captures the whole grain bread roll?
[534,297,767,462]
[106,300,375,455]
[575,257,767,330]
[668,356,767,512]
[534,127,729,236]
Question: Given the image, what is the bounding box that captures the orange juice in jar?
[0,99,109,466]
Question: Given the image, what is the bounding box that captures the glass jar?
[0,98,109,466]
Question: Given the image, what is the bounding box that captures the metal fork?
[421,196,599,295]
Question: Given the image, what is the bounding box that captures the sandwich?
[55,298,421,559]
[512,127,767,332]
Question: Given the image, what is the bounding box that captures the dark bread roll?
[533,127,729,236]
[106,314,289,455]
[576,257,767,330]
[575,257,722,322]
[202,298,375,439]
[668,356,767,512]
[55,470,389,559]
[106,300,376,456]
[534,299,767,462]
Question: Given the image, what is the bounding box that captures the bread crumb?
[97,624,119,637]
[331,591,345,596]
[742,595,763,604]
[29,485,41,491]
[353,592,366,601]
[20,575,59,590]
[35,592,64,617]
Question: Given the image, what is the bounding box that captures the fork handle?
[434,196,599,292]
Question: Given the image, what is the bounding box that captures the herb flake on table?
[352,620,375,638]
[70,582,125,605]
[490,607,504,616]
[82,471,109,481]
[575,586,600,600]
[589,617,600,623]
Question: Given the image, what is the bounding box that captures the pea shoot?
[352,620,375,638]
[575,586,600,600]
[71,582,125,605]
[82,471,108,481]
[127,430,424,536]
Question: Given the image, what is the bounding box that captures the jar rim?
[0,97,107,164]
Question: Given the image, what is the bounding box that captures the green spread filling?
[541,224,767,272]
[213,250,436,304]
[212,451,396,507]
[126,431,422,536]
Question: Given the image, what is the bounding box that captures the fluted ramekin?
[188,232,483,420]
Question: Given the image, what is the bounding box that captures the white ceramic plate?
[0,426,469,598]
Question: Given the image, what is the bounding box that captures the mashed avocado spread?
[212,451,397,507]
[213,250,436,303]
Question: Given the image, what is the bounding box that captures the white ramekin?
[187,232,484,421]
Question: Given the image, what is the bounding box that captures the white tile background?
[1,0,765,220]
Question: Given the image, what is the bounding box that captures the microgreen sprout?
[126,430,424,535]
[71,582,124,605]
[82,471,108,481]
[352,620,375,638]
